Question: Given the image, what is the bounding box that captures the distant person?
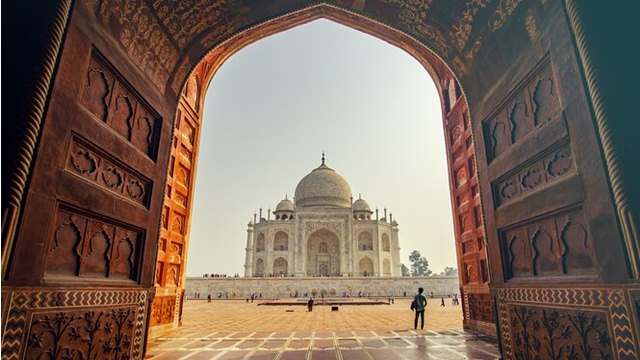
[441,297,445,307]
[411,287,427,330]
[307,297,314,312]
[207,294,211,303]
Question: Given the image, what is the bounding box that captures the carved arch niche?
[274,231,288,251]
[358,231,373,251]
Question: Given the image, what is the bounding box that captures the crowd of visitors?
[202,273,240,278]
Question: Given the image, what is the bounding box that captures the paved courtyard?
[147,299,499,359]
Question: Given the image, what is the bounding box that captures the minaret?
[244,221,254,277]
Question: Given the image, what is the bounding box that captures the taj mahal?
[244,155,401,278]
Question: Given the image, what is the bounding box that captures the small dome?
[275,198,294,212]
[294,159,352,208]
[353,198,371,212]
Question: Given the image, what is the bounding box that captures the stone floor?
[146,300,500,359]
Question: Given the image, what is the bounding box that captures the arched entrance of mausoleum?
[3,2,639,359]
[307,229,341,277]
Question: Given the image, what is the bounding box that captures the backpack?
[410,300,416,310]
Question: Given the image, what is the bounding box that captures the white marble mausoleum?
[244,155,402,278]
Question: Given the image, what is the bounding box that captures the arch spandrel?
[88,0,537,98]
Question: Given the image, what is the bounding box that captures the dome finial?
[321,151,326,165]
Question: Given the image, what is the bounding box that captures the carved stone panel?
[81,51,160,159]
[467,293,494,323]
[1,289,147,360]
[483,57,563,163]
[47,206,143,282]
[509,305,613,359]
[150,295,176,326]
[497,287,638,360]
[500,206,595,280]
[493,143,574,206]
[25,306,137,359]
[67,136,151,206]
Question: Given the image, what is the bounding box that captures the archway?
[255,233,265,252]
[383,259,392,276]
[156,4,493,337]
[306,229,340,277]
[255,258,265,277]
[359,257,374,277]
[357,231,373,251]
[273,231,288,251]
[382,233,391,252]
[273,257,288,276]
[3,1,637,359]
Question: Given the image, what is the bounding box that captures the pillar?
[244,223,254,277]
[392,224,401,276]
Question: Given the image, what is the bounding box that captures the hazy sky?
[186,19,455,276]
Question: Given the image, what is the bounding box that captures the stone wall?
[185,276,459,299]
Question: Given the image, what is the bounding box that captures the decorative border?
[1,287,148,360]
[564,0,640,279]
[496,287,639,359]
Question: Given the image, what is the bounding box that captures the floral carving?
[467,293,494,322]
[547,149,572,177]
[509,306,613,360]
[521,167,542,189]
[102,166,123,189]
[500,180,517,200]
[493,145,574,206]
[25,308,135,360]
[67,137,151,206]
[125,179,145,200]
[449,0,490,51]
[490,0,524,32]
[71,148,98,175]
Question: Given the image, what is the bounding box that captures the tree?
[408,250,432,277]
[401,264,410,277]
[441,266,458,276]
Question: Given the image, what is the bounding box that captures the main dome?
[294,162,352,208]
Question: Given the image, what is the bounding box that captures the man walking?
[412,287,427,330]
[307,297,314,312]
